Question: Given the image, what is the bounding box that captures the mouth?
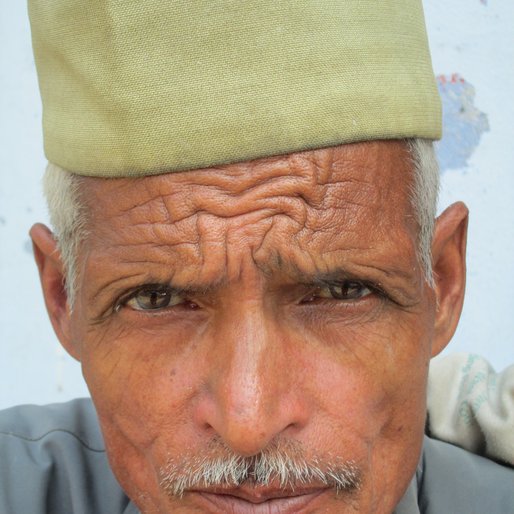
[190,485,330,514]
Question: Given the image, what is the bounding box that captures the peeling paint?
[435,74,489,172]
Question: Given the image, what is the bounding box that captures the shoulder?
[0,399,132,514]
[420,436,514,514]
[0,397,104,448]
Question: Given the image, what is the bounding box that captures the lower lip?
[193,489,328,514]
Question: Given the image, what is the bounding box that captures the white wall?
[426,1,514,368]
[0,1,513,410]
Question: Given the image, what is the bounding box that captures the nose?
[194,302,307,456]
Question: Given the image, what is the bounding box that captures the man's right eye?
[124,286,185,311]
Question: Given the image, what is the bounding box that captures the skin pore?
[31,140,468,513]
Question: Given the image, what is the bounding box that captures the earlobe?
[30,223,80,361]
[430,202,469,357]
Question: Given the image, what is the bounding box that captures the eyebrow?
[91,274,217,301]
[254,254,421,304]
[255,250,413,284]
[291,268,414,292]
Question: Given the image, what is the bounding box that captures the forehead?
[79,140,418,287]
[83,140,413,222]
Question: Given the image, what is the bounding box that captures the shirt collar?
[393,444,424,514]
[123,502,141,514]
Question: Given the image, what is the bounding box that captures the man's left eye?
[125,286,185,311]
[304,281,372,302]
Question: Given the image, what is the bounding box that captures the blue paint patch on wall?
[435,74,489,173]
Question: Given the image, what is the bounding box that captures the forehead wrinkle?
[162,164,381,231]
[80,141,417,289]
[176,151,317,195]
[90,147,342,224]
[87,214,202,255]
[82,141,409,232]
[98,175,318,230]
[161,174,327,225]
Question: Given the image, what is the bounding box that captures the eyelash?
[301,280,385,304]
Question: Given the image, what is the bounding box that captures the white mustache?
[158,439,361,498]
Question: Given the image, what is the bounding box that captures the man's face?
[35,141,466,513]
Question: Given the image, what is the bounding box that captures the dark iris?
[327,281,371,300]
[300,280,372,304]
[134,288,172,310]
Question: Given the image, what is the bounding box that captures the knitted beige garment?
[428,353,514,466]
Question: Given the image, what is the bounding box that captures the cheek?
[78,322,209,509]
[298,315,431,510]
[302,310,432,456]
[79,321,203,449]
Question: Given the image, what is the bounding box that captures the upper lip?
[191,484,329,503]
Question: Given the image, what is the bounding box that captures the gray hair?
[158,437,361,499]
[43,138,439,305]
[406,138,440,287]
[43,163,87,305]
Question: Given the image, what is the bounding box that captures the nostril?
[202,422,216,433]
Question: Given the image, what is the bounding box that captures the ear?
[430,202,469,357]
[30,223,81,361]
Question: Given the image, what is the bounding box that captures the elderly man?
[1,1,513,513]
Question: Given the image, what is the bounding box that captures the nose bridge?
[224,301,272,409]
[219,300,278,419]
[203,299,299,455]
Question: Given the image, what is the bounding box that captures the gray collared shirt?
[1,399,513,513]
